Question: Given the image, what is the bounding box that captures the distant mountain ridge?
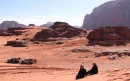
[41,22,54,27]
[0,21,26,30]
[82,0,130,30]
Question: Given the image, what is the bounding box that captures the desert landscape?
[0,0,130,81]
[0,24,130,81]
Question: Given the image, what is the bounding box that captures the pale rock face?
[0,21,25,30]
[82,0,130,30]
[42,22,54,27]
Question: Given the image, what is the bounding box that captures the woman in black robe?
[76,65,87,80]
[87,63,98,75]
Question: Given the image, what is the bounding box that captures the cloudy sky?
[0,0,112,26]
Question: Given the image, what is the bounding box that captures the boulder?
[6,40,28,47]
[71,47,91,53]
[7,57,21,64]
[7,57,37,64]
[21,58,37,64]
[55,41,64,44]
[108,55,119,60]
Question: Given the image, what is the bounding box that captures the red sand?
[0,27,130,81]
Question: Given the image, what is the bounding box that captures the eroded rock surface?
[83,0,130,30]
[33,22,87,41]
[87,26,130,46]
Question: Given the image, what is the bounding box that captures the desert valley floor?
[0,27,130,81]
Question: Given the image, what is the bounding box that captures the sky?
[0,0,112,26]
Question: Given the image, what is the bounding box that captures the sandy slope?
[0,27,130,81]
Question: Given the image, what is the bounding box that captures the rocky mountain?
[82,0,130,30]
[0,21,26,30]
[41,22,54,27]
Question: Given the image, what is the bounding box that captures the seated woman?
[76,65,87,80]
[87,63,98,75]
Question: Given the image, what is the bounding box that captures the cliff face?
[0,21,26,30]
[87,26,130,46]
[82,0,130,30]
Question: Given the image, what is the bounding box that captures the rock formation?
[0,27,28,36]
[95,50,130,60]
[82,0,130,30]
[33,22,87,41]
[7,27,28,36]
[87,26,130,46]
[7,57,21,64]
[71,47,91,53]
[41,22,54,27]
[0,30,12,36]
[28,24,35,26]
[21,58,37,64]
[6,39,28,47]
[7,57,37,64]
[0,21,26,30]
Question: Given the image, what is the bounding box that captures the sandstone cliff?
[82,0,130,30]
[33,22,87,41]
[87,26,130,46]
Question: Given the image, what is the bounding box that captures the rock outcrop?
[95,50,130,60]
[7,57,21,64]
[82,0,130,30]
[7,57,37,64]
[87,26,130,46]
[33,22,87,41]
[0,21,26,30]
[6,39,28,47]
[71,47,91,53]
[0,27,28,36]
[0,30,12,36]
[28,24,35,26]
[21,58,37,64]
[7,27,28,36]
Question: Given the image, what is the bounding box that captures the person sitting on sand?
[86,63,98,75]
[76,65,87,80]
